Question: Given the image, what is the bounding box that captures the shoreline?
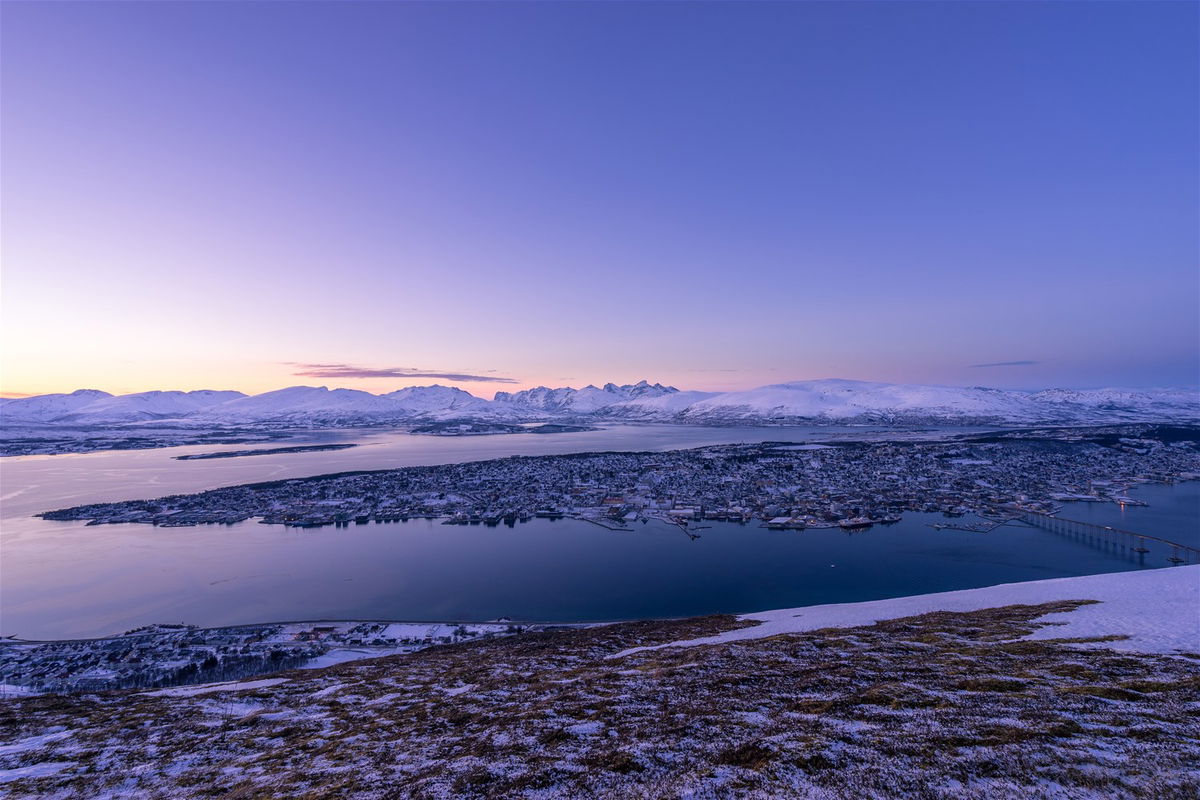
[4,565,1195,697]
[36,429,1200,530]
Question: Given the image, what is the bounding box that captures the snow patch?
[615,566,1200,658]
[0,761,75,783]
[141,677,290,697]
[299,647,413,670]
[0,729,72,756]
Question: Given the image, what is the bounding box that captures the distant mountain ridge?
[672,380,1199,425]
[0,389,244,424]
[494,380,678,414]
[2,380,1197,428]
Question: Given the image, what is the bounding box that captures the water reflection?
[4,495,1193,640]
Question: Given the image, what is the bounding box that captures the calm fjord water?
[1,425,1195,639]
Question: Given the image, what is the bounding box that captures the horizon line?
[4,378,1198,401]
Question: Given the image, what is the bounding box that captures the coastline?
[5,565,1195,696]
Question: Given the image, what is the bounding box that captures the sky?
[2,1,1197,399]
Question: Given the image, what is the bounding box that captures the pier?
[1018,510,1200,566]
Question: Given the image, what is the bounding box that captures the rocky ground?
[2,599,1197,799]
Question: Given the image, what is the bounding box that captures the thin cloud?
[969,360,1040,368]
[287,363,519,384]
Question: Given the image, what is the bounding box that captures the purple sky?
[2,1,1197,397]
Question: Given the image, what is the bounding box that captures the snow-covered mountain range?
[2,380,1196,428]
[494,381,679,414]
[671,380,1200,425]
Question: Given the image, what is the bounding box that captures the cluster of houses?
[41,432,1200,532]
[1,620,533,694]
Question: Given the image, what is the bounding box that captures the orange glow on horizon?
[0,369,794,400]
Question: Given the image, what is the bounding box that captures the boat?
[838,516,875,530]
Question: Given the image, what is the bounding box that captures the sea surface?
[1,424,1195,640]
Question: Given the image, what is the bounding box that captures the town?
[39,426,1200,531]
[0,620,550,694]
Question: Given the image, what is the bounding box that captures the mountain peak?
[3,380,1196,427]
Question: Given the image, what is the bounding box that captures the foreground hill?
[3,379,1197,430]
[2,568,1196,798]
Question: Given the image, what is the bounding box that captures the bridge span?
[1018,510,1199,567]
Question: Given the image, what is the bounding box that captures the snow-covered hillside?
[493,381,678,415]
[1027,388,1200,422]
[679,379,1059,423]
[596,389,720,419]
[0,389,114,422]
[52,390,246,424]
[619,565,1200,658]
[381,385,492,418]
[675,380,1198,425]
[187,386,402,424]
[189,385,498,425]
[3,379,1196,429]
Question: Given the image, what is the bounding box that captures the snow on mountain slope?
[682,379,1040,422]
[381,385,492,418]
[1030,388,1198,405]
[494,381,677,414]
[2,380,1195,429]
[194,385,499,424]
[54,390,246,423]
[192,386,402,424]
[0,390,113,422]
[597,390,720,419]
[1027,388,1200,421]
[677,379,1197,424]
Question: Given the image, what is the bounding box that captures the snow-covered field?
[619,566,1200,658]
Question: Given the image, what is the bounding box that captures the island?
[39,425,1200,536]
[174,443,358,460]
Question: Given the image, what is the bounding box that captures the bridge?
[1018,510,1200,567]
